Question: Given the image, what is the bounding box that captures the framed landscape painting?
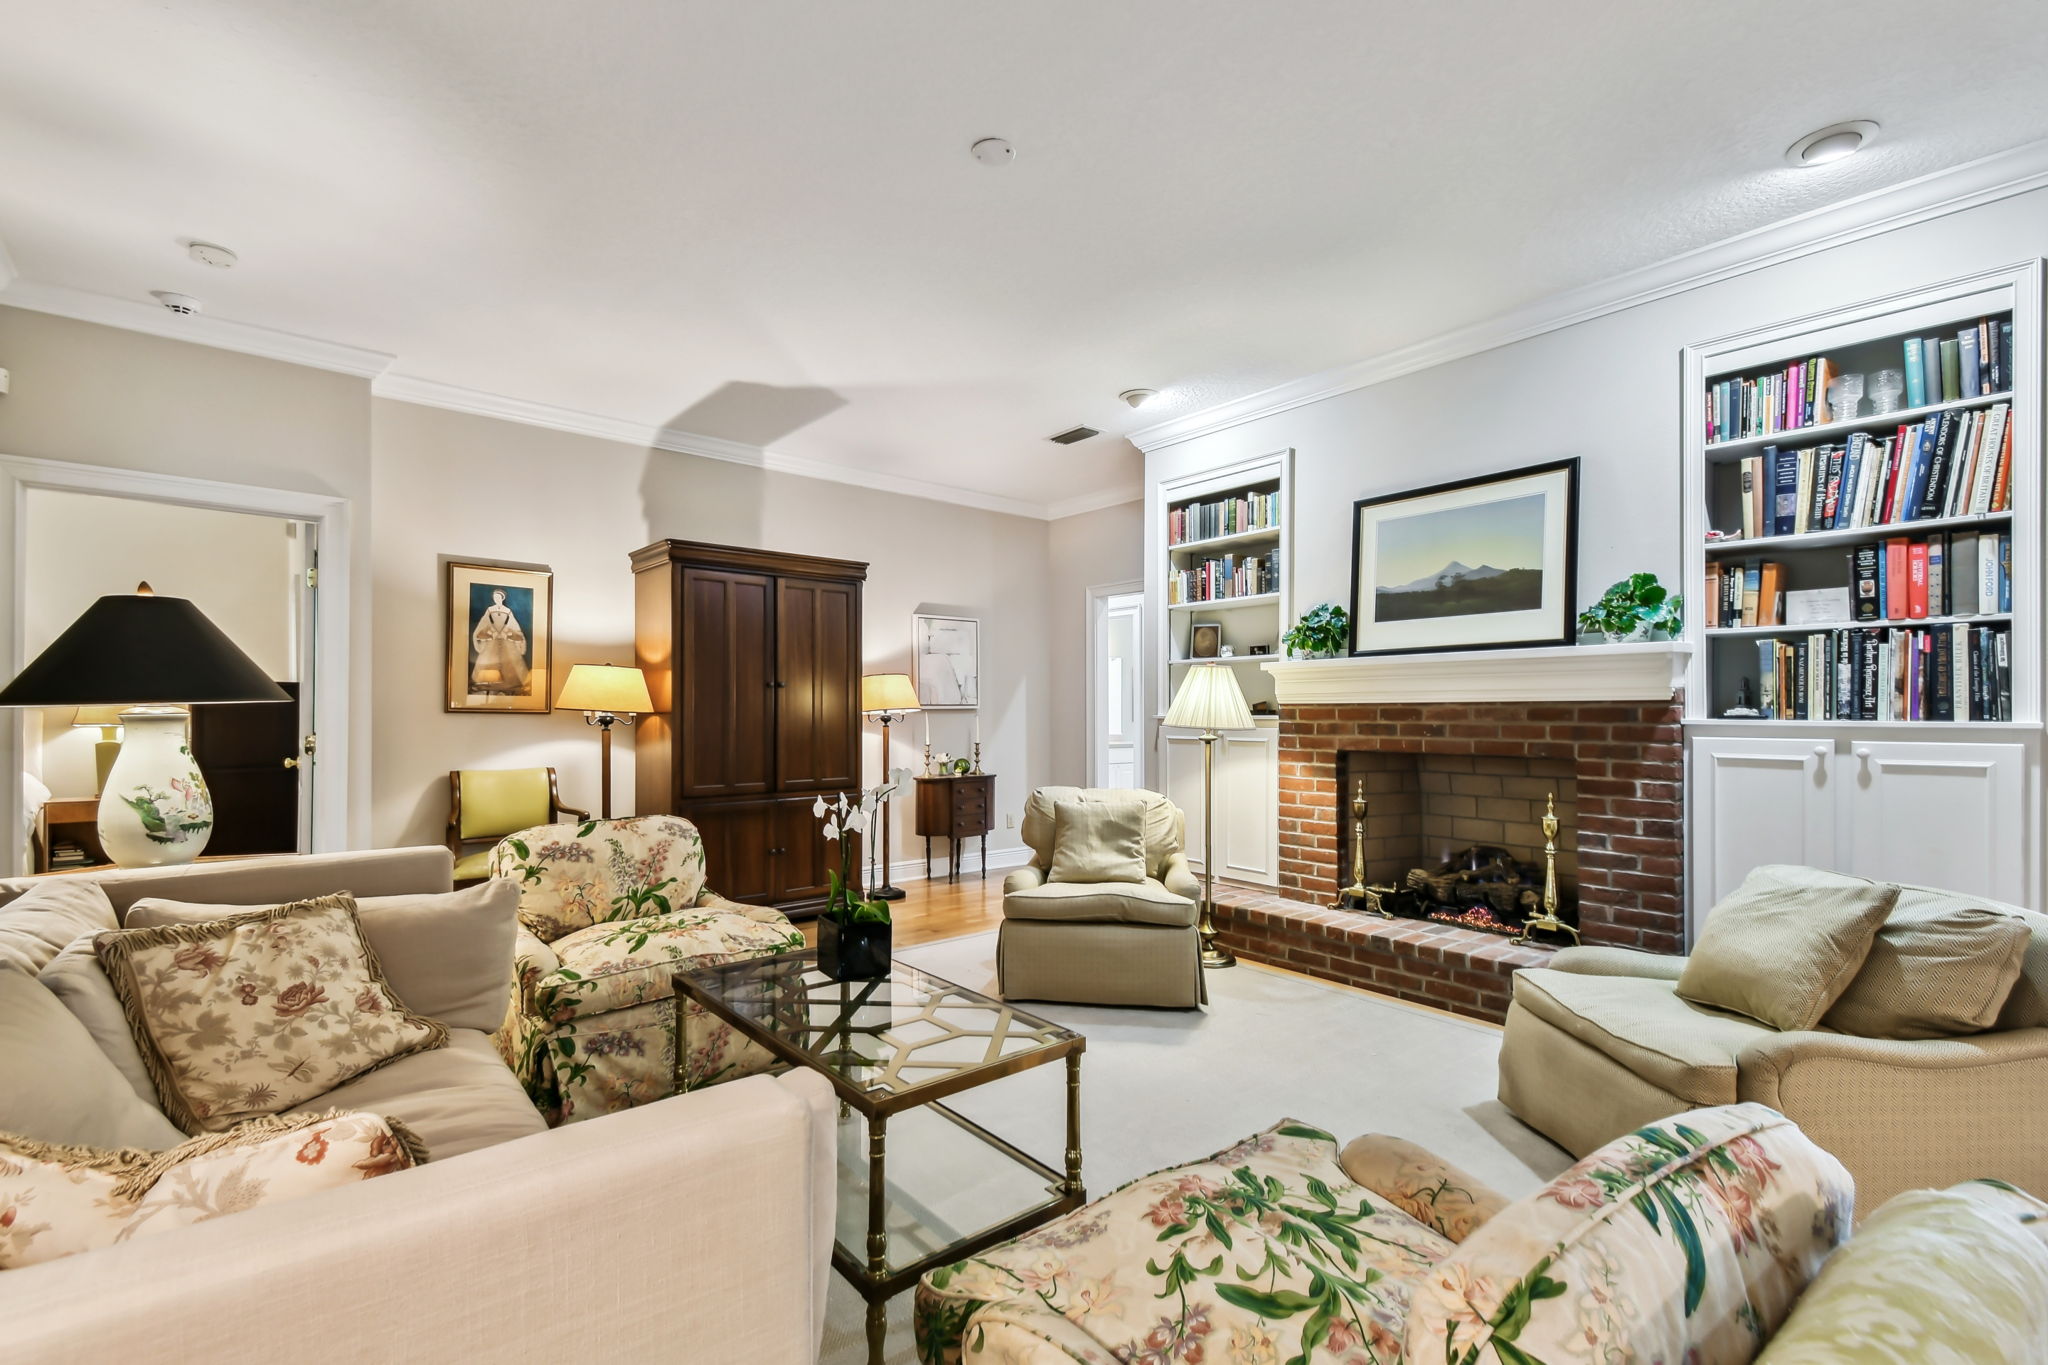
[914,614,979,708]
[1349,458,1579,656]
[445,560,554,713]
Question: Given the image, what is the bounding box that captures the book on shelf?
[1745,623,2011,722]
[1166,552,1278,605]
[1708,317,2012,444]
[1719,403,2011,541]
[1712,530,2010,630]
[1167,490,1281,545]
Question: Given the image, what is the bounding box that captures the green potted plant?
[814,787,895,979]
[1282,602,1351,659]
[1578,573,1682,643]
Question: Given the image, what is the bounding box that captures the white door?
[1689,735,1837,932]
[1161,722,1279,885]
[1842,741,2028,904]
[1088,587,1144,789]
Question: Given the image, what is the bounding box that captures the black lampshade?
[0,586,291,707]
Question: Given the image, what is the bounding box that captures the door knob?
[283,757,300,769]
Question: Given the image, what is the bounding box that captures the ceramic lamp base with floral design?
[98,706,213,867]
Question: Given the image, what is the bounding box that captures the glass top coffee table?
[675,951,1086,1365]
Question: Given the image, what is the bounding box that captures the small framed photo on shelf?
[445,560,554,713]
[914,614,979,709]
[1189,621,1223,659]
[1349,458,1579,656]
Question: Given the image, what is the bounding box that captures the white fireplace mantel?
[1259,641,1691,706]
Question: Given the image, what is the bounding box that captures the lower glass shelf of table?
[676,951,1087,1365]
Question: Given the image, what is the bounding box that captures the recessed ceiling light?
[970,137,1015,167]
[1785,120,1878,168]
[1119,388,1159,409]
[187,241,238,268]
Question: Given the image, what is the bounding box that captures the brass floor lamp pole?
[1197,726,1235,968]
[860,673,921,903]
[1166,662,1252,971]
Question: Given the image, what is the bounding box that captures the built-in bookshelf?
[1156,454,1292,710]
[1682,268,2038,728]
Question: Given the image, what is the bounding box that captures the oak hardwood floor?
[798,875,1005,948]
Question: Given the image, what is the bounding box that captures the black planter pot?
[819,915,892,980]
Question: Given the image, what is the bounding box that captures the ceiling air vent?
[1048,425,1099,445]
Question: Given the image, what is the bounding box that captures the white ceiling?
[5,1,2048,513]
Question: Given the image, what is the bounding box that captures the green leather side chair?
[447,768,589,884]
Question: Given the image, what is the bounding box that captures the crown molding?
[0,279,394,378]
[1131,136,2048,453]
[1045,486,1143,520]
[374,371,1056,520]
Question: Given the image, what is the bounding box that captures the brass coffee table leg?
[1064,1051,1083,1197]
[866,1113,888,1365]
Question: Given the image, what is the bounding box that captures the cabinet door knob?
[1854,747,1872,760]
[1811,745,1828,758]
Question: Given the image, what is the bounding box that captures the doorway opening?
[1087,583,1145,790]
[9,482,323,875]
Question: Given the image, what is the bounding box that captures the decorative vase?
[97,708,213,867]
[819,915,892,981]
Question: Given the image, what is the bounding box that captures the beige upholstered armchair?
[999,787,1205,1008]
[1499,882,2048,1213]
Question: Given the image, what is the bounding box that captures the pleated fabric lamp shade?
[0,584,288,868]
[1164,663,1254,732]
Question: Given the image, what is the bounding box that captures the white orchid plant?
[813,768,913,926]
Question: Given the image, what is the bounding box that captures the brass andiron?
[1334,777,1396,917]
[1512,792,1580,946]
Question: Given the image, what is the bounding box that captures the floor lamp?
[1164,663,1254,968]
[860,672,920,901]
[557,663,654,819]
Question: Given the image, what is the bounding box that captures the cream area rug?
[818,930,1571,1365]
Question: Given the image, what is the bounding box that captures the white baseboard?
[883,844,1032,884]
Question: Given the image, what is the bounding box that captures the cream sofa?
[0,849,836,1365]
[999,787,1205,1008]
[1499,882,2048,1214]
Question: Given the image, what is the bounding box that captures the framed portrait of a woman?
[445,561,554,713]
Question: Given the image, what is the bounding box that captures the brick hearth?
[1211,883,1553,1024]
[1277,699,1686,953]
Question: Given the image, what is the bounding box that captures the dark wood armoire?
[631,539,866,914]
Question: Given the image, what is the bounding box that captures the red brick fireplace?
[1206,648,1688,1022]
[1278,700,1685,952]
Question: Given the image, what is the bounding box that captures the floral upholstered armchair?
[489,814,803,1123]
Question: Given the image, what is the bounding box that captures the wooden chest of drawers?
[914,773,996,883]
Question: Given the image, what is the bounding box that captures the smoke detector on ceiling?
[187,241,238,268]
[970,137,1015,167]
[150,291,203,316]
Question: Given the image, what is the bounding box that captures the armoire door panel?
[774,796,835,905]
[776,578,859,792]
[679,800,779,904]
[1844,741,2027,905]
[679,568,774,798]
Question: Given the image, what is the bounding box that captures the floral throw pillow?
[1404,1102,1854,1365]
[0,1109,425,1269]
[94,894,447,1133]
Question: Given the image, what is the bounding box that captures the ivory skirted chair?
[998,787,1205,1008]
[446,768,587,884]
[1498,866,2048,1213]
[488,813,804,1124]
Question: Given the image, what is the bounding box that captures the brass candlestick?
[970,741,983,775]
[1333,776,1395,916]
[922,742,934,776]
[1512,792,1580,946]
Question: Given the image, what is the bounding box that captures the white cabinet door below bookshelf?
[1160,723,1279,886]
[1689,736,1836,928]
[1841,741,2027,904]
